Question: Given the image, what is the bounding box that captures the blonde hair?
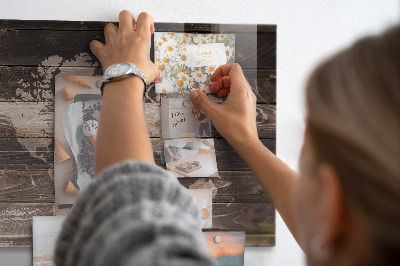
[305,25,400,264]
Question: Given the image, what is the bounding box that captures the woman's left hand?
[90,10,163,83]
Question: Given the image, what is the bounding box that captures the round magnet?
[183,99,191,107]
[214,235,222,244]
[96,80,102,88]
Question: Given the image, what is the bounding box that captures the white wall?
[0,1,398,265]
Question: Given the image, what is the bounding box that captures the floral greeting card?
[154,32,235,93]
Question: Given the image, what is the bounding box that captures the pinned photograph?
[154,32,235,93]
[204,231,245,266]
[53,74,103,204]
[161,97,211,138]
[33,216,65,266]
[190,189,212,228]
[164,138,219,177]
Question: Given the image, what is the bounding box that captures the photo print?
[154,32,235,93]
[33,216,66,266]
[204,231,245,266]
[161,97,211,138]
[190,189,213,228]
[54,74,102,204]
[163,138,219,177]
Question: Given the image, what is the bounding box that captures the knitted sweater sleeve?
[54,160,217,266]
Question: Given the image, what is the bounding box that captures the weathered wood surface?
[0,202,274,247]
[0,170,269,204]
[0,170,54,203]
[0,19,277,247]
[0,66,276,104]
[0,30,275,69]
[0,138,275,171]
[0,102,275,138]
[0,20,276,33]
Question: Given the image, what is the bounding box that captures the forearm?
[229,136,298,240]
[95,77,153,175]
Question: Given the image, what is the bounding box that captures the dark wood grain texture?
[0,20,276,33]
[0,203,274,247]
[0,138,275,171]
[0,102,275,138]
[0,171,269,204]
[0,30,274,69]
[0,170,55,203]
[0,66,276,104]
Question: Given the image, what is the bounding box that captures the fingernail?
[155,72,164,83]
[190,90,199,100]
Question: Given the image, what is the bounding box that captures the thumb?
[190,90,217,117]
[149,63,164,83]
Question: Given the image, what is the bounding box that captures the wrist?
[102,76,145,98]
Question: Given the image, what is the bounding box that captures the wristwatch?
[97,62,148,96]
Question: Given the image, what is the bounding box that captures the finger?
[118,10,134,35]
[210,63,243,83]
[153,70,164,83]
[89,40,105,59]
[104,23,118,44]
[136,12,154,38]
[209,76,231,93]
[217,88,230,97]
[150,63,164,83]
[190,90,218,120]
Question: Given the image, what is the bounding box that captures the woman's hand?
[190,63,258,146]
[90,10,163,83]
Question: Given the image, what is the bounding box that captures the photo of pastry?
[53,74,102,204]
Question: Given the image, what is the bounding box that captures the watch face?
[106,62,131,77]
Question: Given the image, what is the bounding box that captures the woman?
[187,106,211,137]
[55,10,400,266]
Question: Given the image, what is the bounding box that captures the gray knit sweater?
[55,160,217,266]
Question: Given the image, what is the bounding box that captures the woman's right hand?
[190,63,258,146]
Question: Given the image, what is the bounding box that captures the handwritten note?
[171,111,186,128]
[184,43,226,67]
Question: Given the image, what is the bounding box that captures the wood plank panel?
[0,30,274,68]
[0,102,275,138]
[0,138,53,170]
[245,234,275,246]
[0,102,54,138]
[0,203,71,247]
[0,138,275,171]
[0,203,274,247]
[212,203,275,235]
[0,170,269,204]
[0,170,54,203]
[0,20,275,33]
[0,66,276,104]
[0,19,277,247]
